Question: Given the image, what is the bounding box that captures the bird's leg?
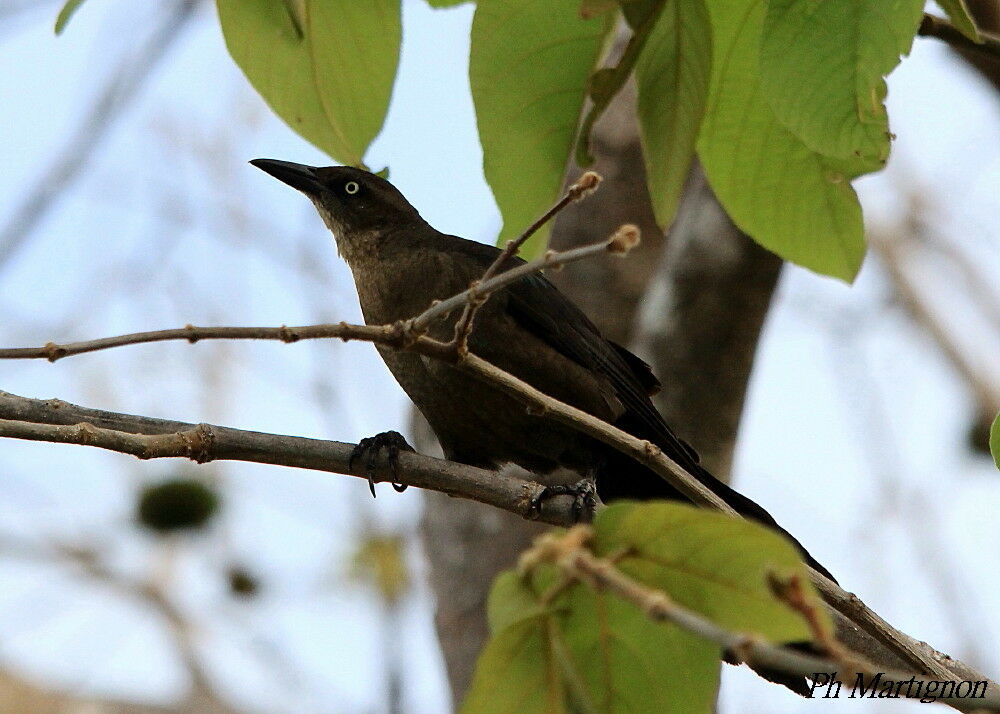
[528,478,598,523]
[348,431,415,497]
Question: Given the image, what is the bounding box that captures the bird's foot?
[529,479,597,522]
[349,431,414,497]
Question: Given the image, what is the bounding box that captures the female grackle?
[250,159,835,585]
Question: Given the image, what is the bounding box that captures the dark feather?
[447,237,836,583]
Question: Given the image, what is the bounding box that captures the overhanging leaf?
[594,502,828,643]
[464,562,718,714]
[634,0,711,229]
[470,0,612,258]
[54,0,89,35]
[697,0,865,281]
[216,0,401,165]
[558,582,718,713]
[935,0,982,42]
[462,615,567,714]
[466,501,825,713]
[487,570,557,632]
[760,0,924,166]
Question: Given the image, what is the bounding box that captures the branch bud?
[607,224,641,255]
[570,171,602,201]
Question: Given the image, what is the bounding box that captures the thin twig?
[525,527,1000,713]
[768,572,845,658]
[457,351,735,513]
[409,228,629,336]
[0,321,437,362]
[0,232,634,363]
[919,12,1000,58]
[448,171,602,355]
[455,340,969,681]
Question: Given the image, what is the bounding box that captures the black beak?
[250,158,324,195]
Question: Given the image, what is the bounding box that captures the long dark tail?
[597,447,837,584]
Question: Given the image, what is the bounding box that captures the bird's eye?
[344,181,360,195]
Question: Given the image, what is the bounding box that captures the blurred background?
[0,1,997,712]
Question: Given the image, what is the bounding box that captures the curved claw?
[349,431,415,497]
[528,478,597,522]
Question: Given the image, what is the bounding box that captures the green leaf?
[557,583,719,713]
[635,0,711,229]
[935,0,982,42]
[465,501,825,713]
[427,0,472,6]
[54,0,88,35]
[697,0,865,281]
[470,0,611,258]
[594,502,827,643]
[487,570,556,631]
[760,0,923,167]
[990,412,1000,470]
[216,0,401,166]
[464,562,718,714]
[462,616,568,714]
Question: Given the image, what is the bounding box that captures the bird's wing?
[445,236,698,466]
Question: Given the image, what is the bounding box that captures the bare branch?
[457,351,735,515]
[448,171,602,355]
[454,340,993,685]
[0,232,635,364]
[0,390,579,526]
[0,357,994,692]
[410,228,629,337]
[0,321,428,362]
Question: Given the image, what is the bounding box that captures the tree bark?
[631,166,782,479]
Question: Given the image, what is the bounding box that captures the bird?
[249,158,834,586]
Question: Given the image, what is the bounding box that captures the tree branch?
[527,527,1000,712]
[919,12,1000,59]
[448,171,603,355]
[0,389,579,526]
[0,232,635,364]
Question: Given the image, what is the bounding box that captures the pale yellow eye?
[345,181,360,195]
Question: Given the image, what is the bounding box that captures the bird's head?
[250,159,423,253]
